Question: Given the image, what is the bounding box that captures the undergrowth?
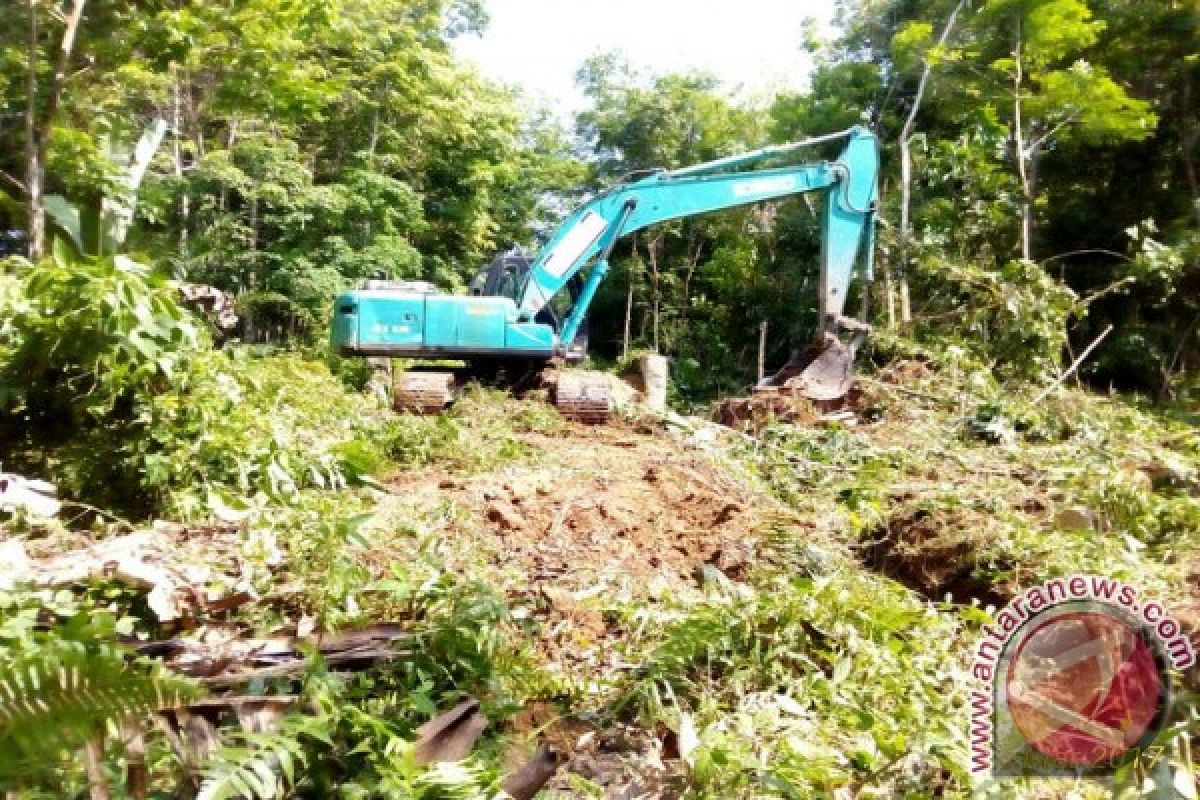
[0,255,1196,797]
[612,568,969,797]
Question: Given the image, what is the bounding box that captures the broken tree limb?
[139,624,411,685]
[83,733,111,800]
[119,718,148,800]
[502,745,565,800]
[0,532,210,620]
[413,699,488,765]
[1032,324,1114,405]
[196,650,402,687]
[157,707,222,776]
[0,473,61,517]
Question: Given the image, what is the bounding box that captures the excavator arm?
[517,126,879,356]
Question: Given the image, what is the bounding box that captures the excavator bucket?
[758,333,859,401]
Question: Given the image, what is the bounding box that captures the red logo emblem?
[1006,610,1164,766]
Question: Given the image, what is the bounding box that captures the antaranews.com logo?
[968,575,1195,780]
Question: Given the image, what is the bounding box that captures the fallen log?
[0,532,212,621]
[413,699,488,765]
[138,623,411,685]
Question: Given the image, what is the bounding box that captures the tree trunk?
[898,0,966,321]
[623,235,638,359]
[1026,150,1040,257]
[1012,18,1035,261]
[680,229,701,323]
[172,75,190,256]
[757,320,768,383]
[219,116,238,212]
[368,100,382,160]
[25,0,42,260]
[649,234,662,353]
[188,82,205,160]
[881,248,896,328]
[1181,65,1200,226]
[121,718,148,800]
[248,194,258,253]
[25,0,88,261]
[83,734,111,800]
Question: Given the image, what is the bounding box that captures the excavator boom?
[518,126,878,344]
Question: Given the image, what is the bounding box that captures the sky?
[453,0,838,112]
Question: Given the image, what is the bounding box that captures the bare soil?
[861,504,1014,607]
[383,420,769,596]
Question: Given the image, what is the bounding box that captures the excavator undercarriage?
[392,361,615,424]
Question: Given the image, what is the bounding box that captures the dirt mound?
[861,506,1013,607]
[714,387,875,432]
[383,422,771,595]
[715,392,821,430]
[478,456,756,588]
[471,425,759,591]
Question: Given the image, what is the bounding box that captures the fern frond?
[196,718,320,800]
[375,739,506,799]
[0,641,200,785]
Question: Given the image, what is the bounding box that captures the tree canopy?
[0,0,1196,397]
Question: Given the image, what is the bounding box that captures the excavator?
[331,125,879,422]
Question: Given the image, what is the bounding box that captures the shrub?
[137,350,391,518]
[0,252,199,424]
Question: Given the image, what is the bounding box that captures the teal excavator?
[331,126,879,422]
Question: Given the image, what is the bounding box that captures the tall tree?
[24,0,88,261]
[975,0,1156,259]
[894,0,969,324]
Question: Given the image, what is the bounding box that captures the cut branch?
[1039,249,1131,265]
[1032,324,1113,405]
[1025,112,1080,157]
[1013,18,1033,260]
[0,169,26,195]
[25,0,40,258]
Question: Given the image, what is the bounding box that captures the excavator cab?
[469,251,531,300]
[470,251,589,361]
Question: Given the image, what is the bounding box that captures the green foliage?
[196,716,327,800]
[195,666,510,799]
[378,386,555,473]
[912,256,1079,378]
[382,413,466,467]
[137,350,389,517]
[0,249,402,517]
[0,589,201,790]
[0,252,198,419]
[616,571,969,796]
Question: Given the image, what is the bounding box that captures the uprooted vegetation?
[1,264,1197,798]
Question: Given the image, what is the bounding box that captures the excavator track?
[394,370,457,414]
[551,371,613,424]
